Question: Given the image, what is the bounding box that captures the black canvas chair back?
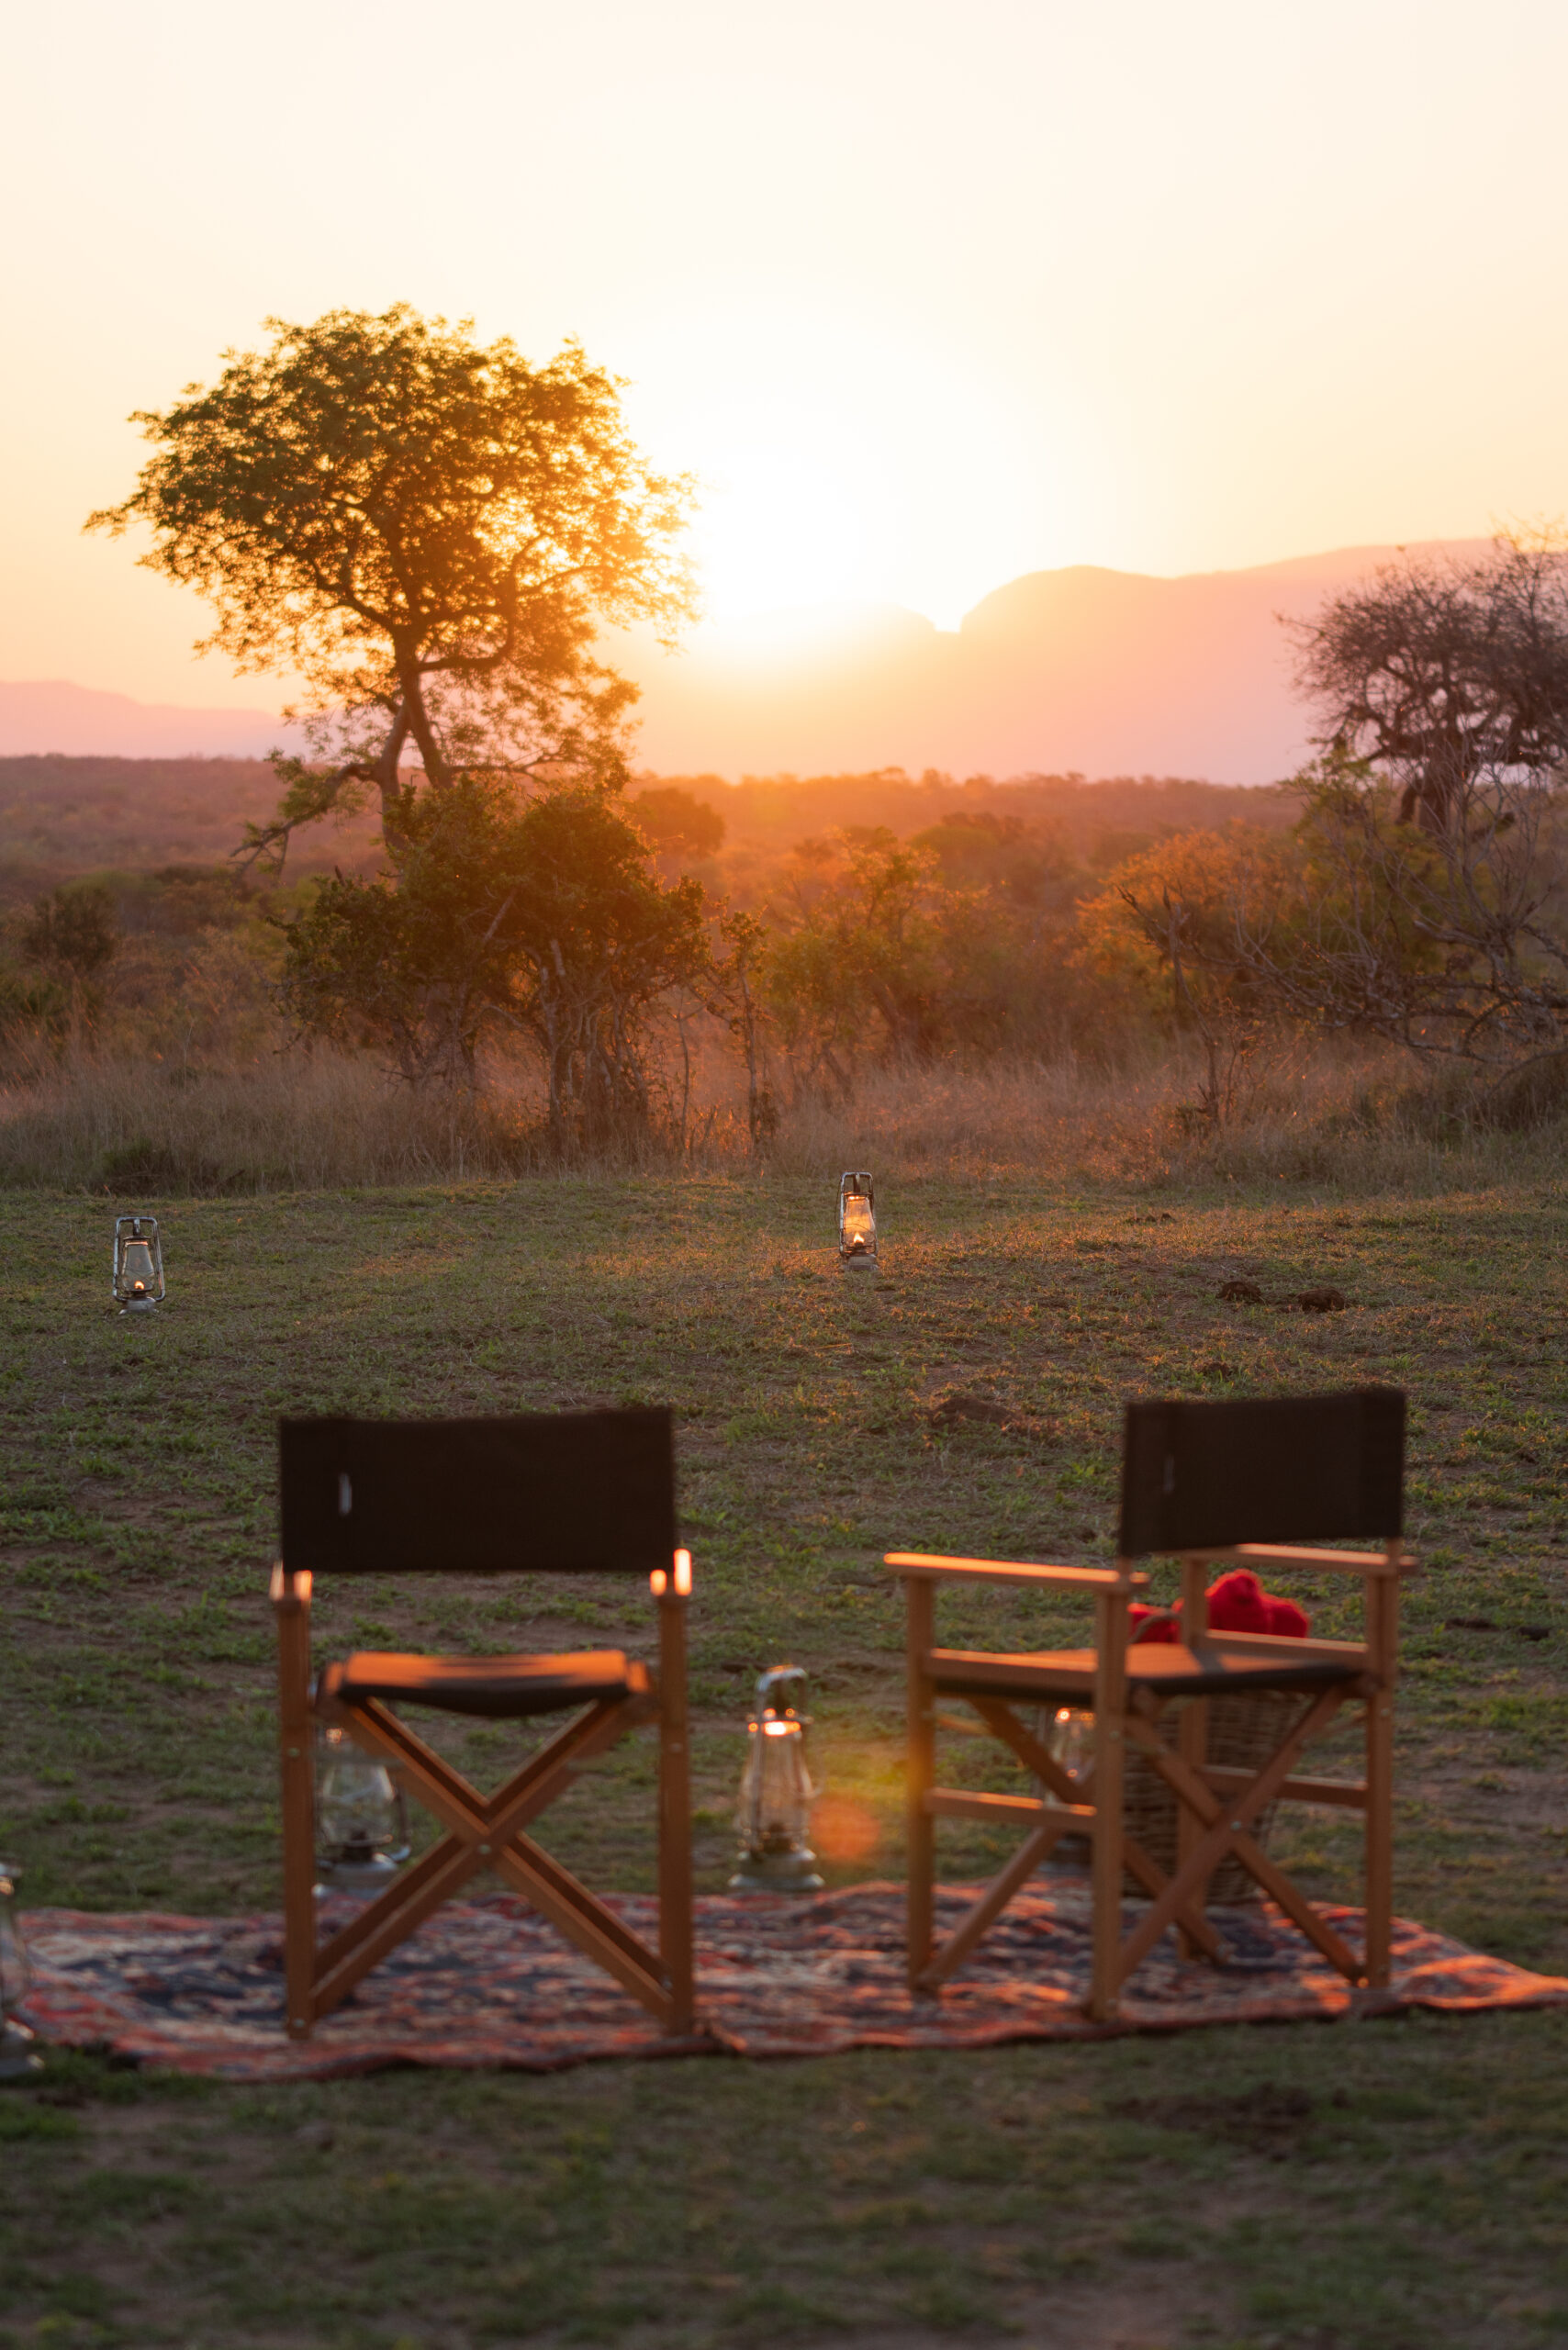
[889,1386,1415,2021]
[269,1406,695,2043]
[280,1408,677,1578]
[1119,1389,1405,1557]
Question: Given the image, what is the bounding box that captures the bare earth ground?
[3,1170,1568,2349]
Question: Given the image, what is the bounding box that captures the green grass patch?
[3,1172,1568,2345]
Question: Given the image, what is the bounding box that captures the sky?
[4,0,1568,710]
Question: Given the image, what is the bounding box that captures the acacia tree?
[281,780,710,1149]
[1082,539,1568,1080]
[1227,535,1568,1063]
[763,833,953,1087]
[1075,829,1300,1125]
[762,830,1044,1087]
[87,306,695,865]
[1224,758,1568,1062]
[1290,534,1568,831]
[1081,767,1568,1073]
[499,789,710,1151]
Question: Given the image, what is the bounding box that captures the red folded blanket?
[1129,1566,1309,1645]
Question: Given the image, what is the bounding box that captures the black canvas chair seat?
[319,1650,649,1720]
[930,1645,1365,1702]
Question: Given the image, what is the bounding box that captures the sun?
[687,440,875,627]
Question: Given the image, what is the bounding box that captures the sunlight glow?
[6,0,1568,709]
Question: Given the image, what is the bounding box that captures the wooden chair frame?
[270,1414,694,2042]
[895,1460,1415,2023]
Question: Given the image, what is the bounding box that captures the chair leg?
[657,1580,695,2035]
[1176,1559,1211,1960]
[1088,1584,1130,2022]
[906,1577,936,1992]
[1363,1569,1399,1988]
[304,1695,672,2028]
[272,1567,318,2040]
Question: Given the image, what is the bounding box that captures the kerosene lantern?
[113,1214,164,1314]
[730,1665,823,1893]
[0,1862,42,2082]
[1047,1707,1092,1783]
[314,1727,410,1894]
[837,1172,877,1260]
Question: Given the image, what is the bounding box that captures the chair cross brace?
[913,1694,1231,1992]
[293,1685,677,2034]
[1114,1684,1364,1985]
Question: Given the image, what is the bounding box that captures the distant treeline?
[638,766,1301,856]
[0,755,383,902]
[0,755,1295,905]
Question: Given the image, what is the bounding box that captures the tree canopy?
[1291,534,1568,830]
[280,778,710,1143]
[87,307,696,859]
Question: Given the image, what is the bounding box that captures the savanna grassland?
[4,1169,1568,2350]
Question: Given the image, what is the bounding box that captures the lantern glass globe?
[837,1171,877,1259]
[0,1863,42,2081]
[731,1666,823,1893]
[314,1729,410,1893]
[113,1214,164,1312]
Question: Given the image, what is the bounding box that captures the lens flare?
[810,1795,879,1867]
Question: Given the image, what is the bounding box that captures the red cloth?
[1128,1567,1309,1645]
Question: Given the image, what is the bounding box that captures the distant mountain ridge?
[0,679,305,760]
[608,539,1488,783]
[2,539,1488,779]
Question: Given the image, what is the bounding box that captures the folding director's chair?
[271,1407,694,2041]
[891,1388,1414,2022]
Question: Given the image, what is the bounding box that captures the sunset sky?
[5,0,1567,709]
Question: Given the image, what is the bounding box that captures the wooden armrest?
[1186,1543,1417,1578]
[885,1551,1148,1595]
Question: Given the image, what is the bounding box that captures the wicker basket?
[1121,1688,1301,1903]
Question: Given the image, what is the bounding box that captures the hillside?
[0,681,300,759]
[1,538,1488,781]
[605,538,1488,782]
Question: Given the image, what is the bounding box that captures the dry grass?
[784,1040,1568,1194]
[0,1050,543,1192]
[1,1030,1563,1195]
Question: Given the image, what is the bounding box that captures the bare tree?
[1145,535,1568,1066]
[1219,757,1568,1063]
[1289,533,1568,831]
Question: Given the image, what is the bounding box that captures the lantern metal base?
[728,1845,824,1895]
[0,2021,43,2083]
[118,1297,159,1315]
[315,1855,407,1897]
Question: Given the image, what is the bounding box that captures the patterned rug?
[20,1882,1568,2081]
